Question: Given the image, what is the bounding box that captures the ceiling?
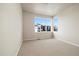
[22,3,74,16]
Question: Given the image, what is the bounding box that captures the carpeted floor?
[18,39,79,56]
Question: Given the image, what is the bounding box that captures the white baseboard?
[57,39,79,47]
[23,38,53,42]
[23,39,37,41]
[16,39,23,56]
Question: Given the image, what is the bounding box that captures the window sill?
[35,31,52,33]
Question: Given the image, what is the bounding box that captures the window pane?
[34,17,51,32]
[53,16,59,31]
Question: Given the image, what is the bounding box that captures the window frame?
[34,17,52,33]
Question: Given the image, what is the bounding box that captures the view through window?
[53,16,59,31]
[34,17,51,32]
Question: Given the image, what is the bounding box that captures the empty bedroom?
[0,3,79,56]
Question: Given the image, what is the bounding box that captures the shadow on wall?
[51,32,55,39]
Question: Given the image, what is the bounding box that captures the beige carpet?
[18,39,79,56]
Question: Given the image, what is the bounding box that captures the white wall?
[55,4,79,46]
[23,12,54,41]
[0,4,23,55]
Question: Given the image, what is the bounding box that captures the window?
[53,16,59,31]
[34,17,51,32]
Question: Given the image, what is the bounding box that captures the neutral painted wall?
[55,4,79,46]
[23,12,54,41]
[0,4,22,55]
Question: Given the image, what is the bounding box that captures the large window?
[53,16,59,31]
[34,17,51,32]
